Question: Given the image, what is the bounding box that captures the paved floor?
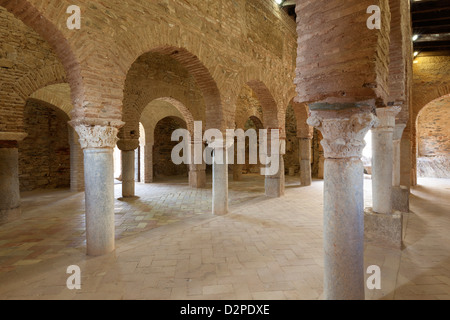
[0,174,449,300]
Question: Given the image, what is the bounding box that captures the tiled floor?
[0,174,449,300]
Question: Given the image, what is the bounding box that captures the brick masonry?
[416,96,450,179]
[18,99,70,191]
[411,57,450,183]
[295,0,391,106]
[153,116,188,178]
[0,0,298,132]
[0,0,447,188]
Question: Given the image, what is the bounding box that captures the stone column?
[365,106,403,249]
[144,143,153,183]
[210,139,231,215]
[392,123,409,213]
[0,132,27,224]
[135,147,140,182]
[73,124,120,256]
[299,137,312,186]
[232,140,244,182]
[307,108,376,300]
[318,154,325,179]
[264,131,285,198]
[117,139,139,198]
[232,164,243,181]
[392,123,406,187]
[189,140,206,188]
[68,127,85,192]
[371,106,401,214]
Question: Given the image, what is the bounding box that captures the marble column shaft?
[211,142,230,215]
[372,106,401,214]
[68,127,85,192]
[73,124,120,256]
[0,132,27,224]
[308,108,377,300]
[117,139,140,198]
[189,140,206,188]
[299,137,312,186]
[263,131,285,198]
[392,124,406,187]
[144,143,153,183]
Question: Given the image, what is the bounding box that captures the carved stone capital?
[307,110,377,159]
[374,106,401,131]
[393,123,407,141]
[117,139,140,151]
[74,125,119,149]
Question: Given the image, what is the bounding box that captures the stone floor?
[0,174,449,300]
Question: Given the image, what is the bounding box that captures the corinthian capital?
[117,139,140,151]
[374,106,401,131]
[74,125,119,149]
[307,110,377,159]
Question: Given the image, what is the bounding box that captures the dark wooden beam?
[413,25,450,35]
[416,50,450,57]
[411,1,450,14]
[414,41,450,50]
[412,10,450,23]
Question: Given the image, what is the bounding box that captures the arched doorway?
[153,116,189,181]
[416,95,450,179]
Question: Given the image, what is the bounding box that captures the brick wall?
[153,116,188,178]
[18,99,70,191]
[417,98,450,157]
[0,6,64,133]
[411,57,450,182]
[121,52,205,141]
[1,0,298,132]
[295,0,391,106]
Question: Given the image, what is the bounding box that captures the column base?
[300,160,312,186]
[265,177,284,198]
[189,170,206,188]
[364,208,403,249]
[144,178,153,184]
[232,164,243,181]
[212,162,228,216]
[0,207,21,225]
[392,186,409,213]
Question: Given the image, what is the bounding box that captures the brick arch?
[154,98,195,136]
[14,64,67,101]
[410,91,450,184]
[113,23,225,130]
[248,116,264,130]
[29,84,73,118]
[121,86,200,140]
[413,85,450,117]
[238,110,264,131]
[140,99,192,146]
[0,1,84,111]
[415,94,450,157]
[245,80,279,130]
[234,65,289,135]
[26,98,71,123]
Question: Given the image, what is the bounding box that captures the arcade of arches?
[0,0,449,300]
